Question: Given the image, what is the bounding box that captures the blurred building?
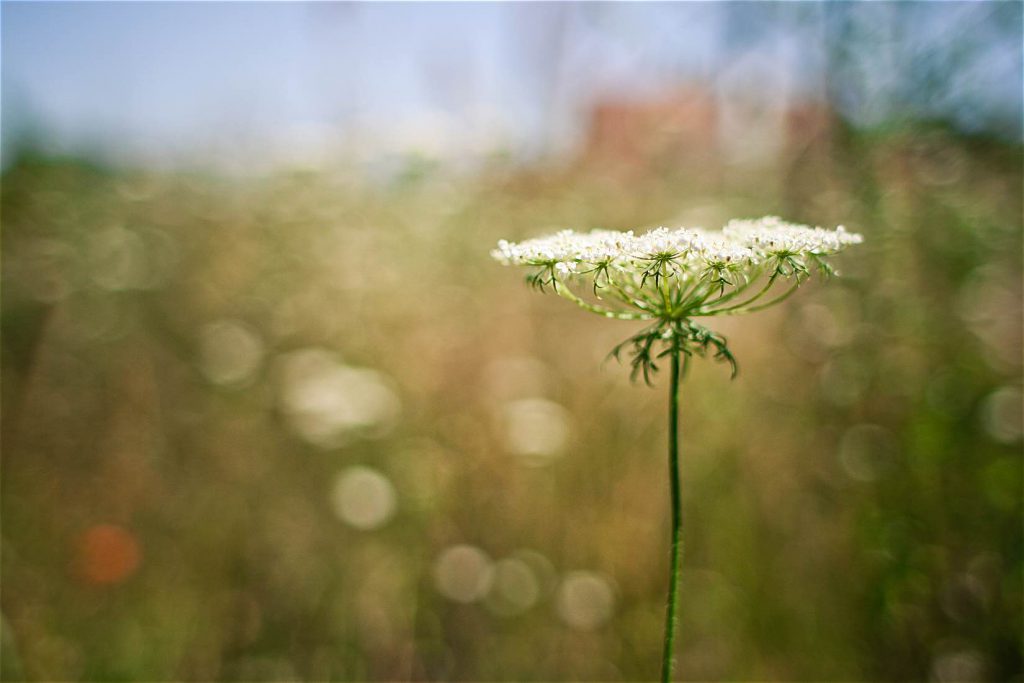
[581,89,717,170]
[579,87,836,179]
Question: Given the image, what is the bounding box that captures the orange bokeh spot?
[75,524,141,585]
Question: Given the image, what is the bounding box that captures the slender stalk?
[661,342,683,682]
[696,271,777,315]
[553,276,653,320]
[708,277,801,316]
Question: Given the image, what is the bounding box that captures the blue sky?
[2,2,1020,168]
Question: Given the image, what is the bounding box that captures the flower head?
[492,216,863,380]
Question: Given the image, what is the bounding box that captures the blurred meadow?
[1,2,1022,681]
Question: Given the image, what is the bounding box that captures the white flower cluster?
[722,216,863,256]
[493,216,863,322]
[491,216,862,274]
[494,217,863,379]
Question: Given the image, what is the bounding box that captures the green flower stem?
[604,278,655,314]
[661,343,683,683]
[697,271,777,314]
[708,277,801,316]
[554,276,653,320]
[689,269,765,309]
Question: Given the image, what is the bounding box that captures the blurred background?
[2,2,1021,681]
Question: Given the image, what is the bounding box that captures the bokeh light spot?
[838,423,897,482]
[556,571,615,630]
[501,398,569,464]
[980,385,1023,443]
[330,466,397,530]
[930,648,987,682]
[277,348,400,448]
[433,545,494,604]
[74,524,141,586]
[87,227,152,291]
[485,557,540,617]
[198,319,265,386]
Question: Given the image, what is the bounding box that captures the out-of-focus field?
[2,122,1021,681]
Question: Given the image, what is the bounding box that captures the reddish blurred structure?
[578,88,836,178]
[785,102,835,152]
[582,89,718,169]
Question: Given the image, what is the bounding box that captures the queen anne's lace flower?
[492,216,863,379]
[492,215,863,681]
